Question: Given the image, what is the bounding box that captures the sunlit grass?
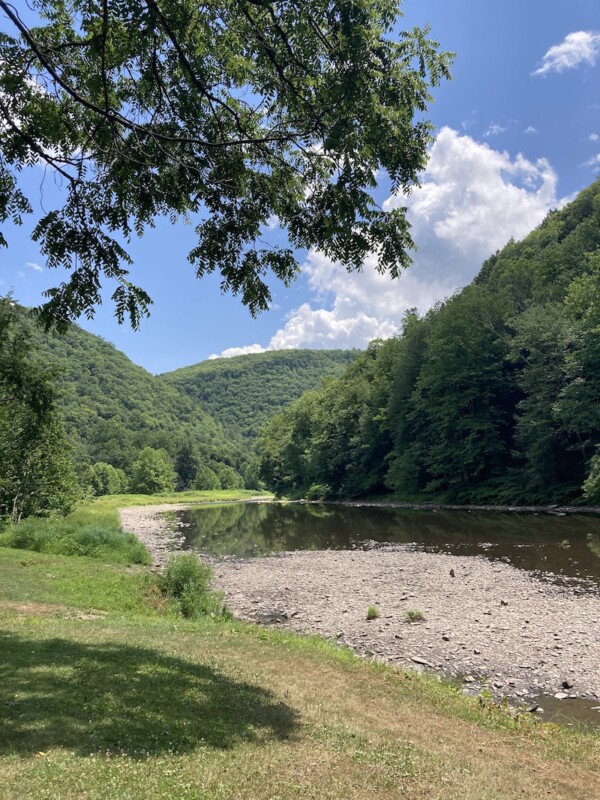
[0,544,599,799]
[0,490,270,565]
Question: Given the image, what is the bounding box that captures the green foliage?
[0,517,149,565]
[305,484,332,501]
[0,2,452,328]
[258,180,600,505]
[131,448,176,495]
[26,316,243,476]
[212,462,245,490]
[174,443,200,491]
[404,610,425,623]
[163,349,358,443]
[0,298,79,522]
[366,605,380,620]
[582,450,600,502]
[192,464,221,491]
[90,462,129,496]
[160,553,225,618]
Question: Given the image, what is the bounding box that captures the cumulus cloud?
[208,343,266,359]
[524,126,538,135]
[211,128,562,356]
[590,133,600,142]
[584,153,600,167]
[532,31,600,76]
[25,261,43,272]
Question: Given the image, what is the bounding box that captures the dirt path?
[121,503,600,708]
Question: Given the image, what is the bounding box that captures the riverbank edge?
[318,499,600,515]
[120,501,600,722]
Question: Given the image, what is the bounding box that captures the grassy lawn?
[0,498,599,799]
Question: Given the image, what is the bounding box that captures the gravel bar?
[121,503,600,705]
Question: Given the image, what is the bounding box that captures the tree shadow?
[0,630,299,757]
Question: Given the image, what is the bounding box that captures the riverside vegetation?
[1,491,600,800]
[257,179,600,506]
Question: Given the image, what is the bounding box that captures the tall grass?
[0,489,269,565]
[160,553,228,618]
[0,517,150,564]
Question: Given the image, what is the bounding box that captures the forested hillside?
[161,349,357,440]
[19,322,357,496]
[258,179,600,505]
[26,319,242,476]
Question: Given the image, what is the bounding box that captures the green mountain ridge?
[258,179,600,505]
[24,319,358,482]
[26,320,241,473]
[161,349,358,440]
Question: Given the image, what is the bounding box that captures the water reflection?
[178,502,600,589]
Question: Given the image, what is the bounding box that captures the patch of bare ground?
[0,601,108,620]
[210,547,600,706]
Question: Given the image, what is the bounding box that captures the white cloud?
[532,31,600,76]
[25,261,43,272]
[590,133,600,142]
[584,153,600,167]
[213,128,562,356]
[524,126,538,135]
[484,123,506,137]
[208,343,266,359]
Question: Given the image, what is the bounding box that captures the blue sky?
[2,0,599,374]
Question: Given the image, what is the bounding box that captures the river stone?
[553,692,569,700]
[411,656,433,667]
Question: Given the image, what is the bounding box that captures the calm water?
[178,501,600,590]
[178,501,600,728]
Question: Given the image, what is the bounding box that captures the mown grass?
[0,540,599,800]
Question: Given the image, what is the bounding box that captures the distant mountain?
[161,349,358,440]
[24,319,358,479]
[26,319,240,473]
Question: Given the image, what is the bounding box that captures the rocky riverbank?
[121,503,600,710]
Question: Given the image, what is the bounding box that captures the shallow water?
[178,502,600,590]
[177,501,600,730]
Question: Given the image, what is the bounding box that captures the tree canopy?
[258,179,600,505]
[0,0,451,328]
[0,298,78,521]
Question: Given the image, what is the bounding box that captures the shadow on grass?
[0,630,299,757]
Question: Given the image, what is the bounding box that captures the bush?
[212,462,245,490]
[366,605,380,620]
[404,610,425,623]
[305,483,331,501]
[131,447,176,494]
[160,553,227,618]
[583,451,600,502]
[0,517,149,564]
[90,462,129,496]
[193,464,221,490]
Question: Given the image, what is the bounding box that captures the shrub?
[583,450,600,502]
[131,447,176,494]
[404,610,425,623]
[212,462,245,490]
[160,553,227,618]
[90,462,129,496]
[366,605,380,620]
[305,483,331,501]
[193,464,221,490]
